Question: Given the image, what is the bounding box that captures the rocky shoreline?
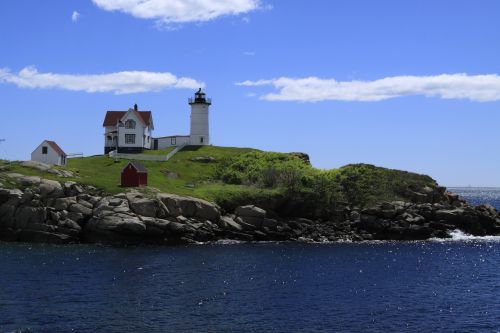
[0,173,499,246]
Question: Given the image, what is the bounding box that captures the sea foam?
[431,229,500,242]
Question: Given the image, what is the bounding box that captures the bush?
[215,151,313,190]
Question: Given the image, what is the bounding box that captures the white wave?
[431,229,500,242]
[213,239,245,245]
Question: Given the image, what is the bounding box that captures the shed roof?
[46,140,66,156]
[125,161,147,173]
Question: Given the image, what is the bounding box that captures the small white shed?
[31,140,67,166]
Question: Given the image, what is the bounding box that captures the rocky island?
[1,146,499,245]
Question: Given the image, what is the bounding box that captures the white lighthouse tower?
[189,88,211,145]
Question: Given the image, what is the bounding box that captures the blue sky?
[0,0,499,186]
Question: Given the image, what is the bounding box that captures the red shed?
[121,161,148,187]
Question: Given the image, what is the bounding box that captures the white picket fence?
[109,142,187,162]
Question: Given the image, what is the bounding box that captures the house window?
[125,120,136,129]
[171,137,176,145]
[143,135,146,143]
[42,146,48,154]
[125,134,136,144]
[200,137,204,143]
[107,136,112,141]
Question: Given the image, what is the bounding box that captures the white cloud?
[0,66,203,94]
[243,51,255,56]
[72,11,80,22]
[236,74,500,102]
[92,0,262,24]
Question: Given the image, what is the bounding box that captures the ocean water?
[0,189,499,333]
[449,187,500,210]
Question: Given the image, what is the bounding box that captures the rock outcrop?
[0,175,499,245]
[289,152,311,165]
[20,161,74,178]
[190,156,216,163]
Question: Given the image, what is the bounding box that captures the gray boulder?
[49,210,61,222]
[262,218,279,229]
[142,217,171,232]
[60,170,74,178]
[67,211,86,224]
[20,161,51,171]
[190,156,216,163]
[57,219,82,232]
[64,182,84,196]
[14,206,47,228]
[39,179,64,198]
[167,221,191,234]
[235,217,259,230]
[129,198,158,217]
[289,152,311,165]
[54,197,77,211]
[108,198,123,207]
[6,173,23,179]
[18,176,41,187]
[219,216,243,231]
[435,208,465,224]
[157,193,220,221]
[0,200,19,228]
[94,196,129,216]
[85,214,146,236]
[77,199,93,209]
[235,205,266,228]
[235,205,266,218]
[0,188,23,205]
[69,203,93,216]
[20,191,34,204]
[362,202,401,219]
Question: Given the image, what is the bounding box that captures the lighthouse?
[189,88,211,145]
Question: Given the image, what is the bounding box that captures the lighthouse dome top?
[189,88,212,105]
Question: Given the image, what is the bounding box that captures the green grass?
[74,145,262,199]
[3,146,261,201]
[0,145,438,216]
[141,147,176,155]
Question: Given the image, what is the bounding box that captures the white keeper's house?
[103,89,211,154]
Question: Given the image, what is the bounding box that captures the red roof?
[103,110,152,127]
[46,140,66,156]
[124,161,148,173]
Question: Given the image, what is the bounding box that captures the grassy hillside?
[4,146,266,200]
[0,146,438,217]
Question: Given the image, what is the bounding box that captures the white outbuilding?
[31,140,67,166]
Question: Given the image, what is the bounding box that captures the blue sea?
[450,187,500,209]
[0,189,499,333]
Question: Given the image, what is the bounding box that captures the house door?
[153,139,158,150]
